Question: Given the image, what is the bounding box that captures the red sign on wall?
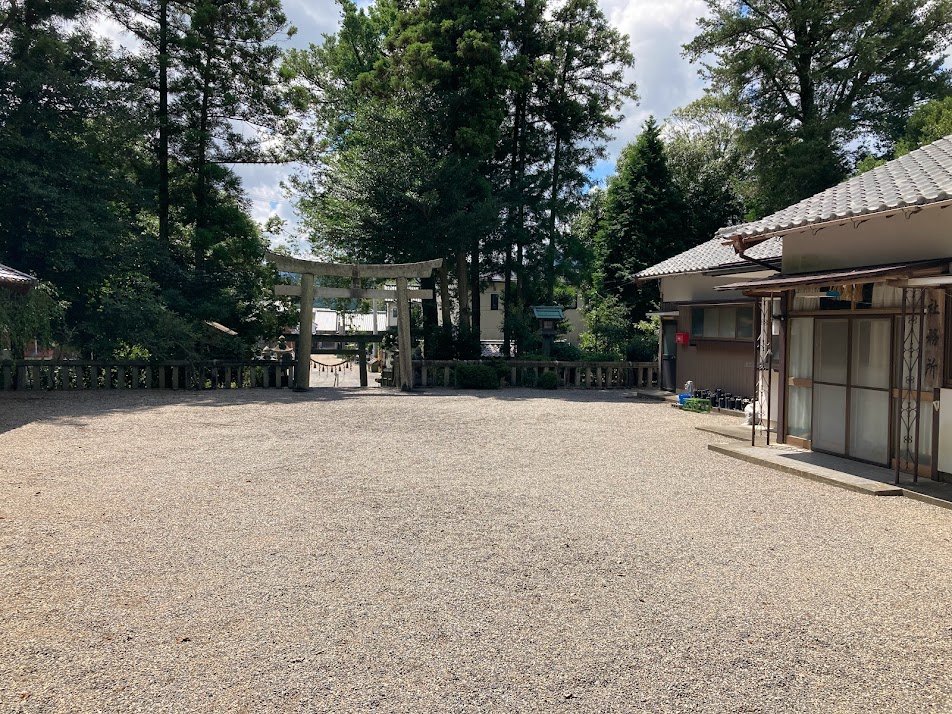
[675,332,690,345]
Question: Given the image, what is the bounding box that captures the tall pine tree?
[597,118,688,322]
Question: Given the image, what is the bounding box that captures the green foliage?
[579,293,630,358]
[598,118,688,322]
[454,329,483,360]
[665,97,748,239]
[0,0,293,360]
[537,370,559,389]
[503,305,542,357]
[685,0,952,215]
[579,350,621,362]
[858,97,952,172]
[550,341,582,361]
[0,284,65,358]
[285,0,636,354]
[900,97,952,153]
[456,363,500,389]
[520,367,538,387]
[625,318,659,362]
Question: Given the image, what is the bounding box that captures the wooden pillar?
[396,277,413,390]
[359,348,368,387]
[295,272,315,391]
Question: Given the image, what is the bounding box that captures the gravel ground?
[1,388,951,713]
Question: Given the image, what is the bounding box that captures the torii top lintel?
[266,251,443,280]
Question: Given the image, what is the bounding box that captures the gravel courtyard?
[1,389,951,713]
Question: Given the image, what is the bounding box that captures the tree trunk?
[194,33,213,269]
[457,251,470,332]
[503,87,527,358]
[439,261,451,329]
[158,0,170,245]
[546,49,572,303]
[470,235,480,337]
[546,130,562,303]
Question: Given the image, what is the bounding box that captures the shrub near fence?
[412,360,658,390]
[0,360,295,391]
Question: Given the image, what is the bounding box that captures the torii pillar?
[266,252,444,390]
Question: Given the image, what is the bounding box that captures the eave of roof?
[531,305,565,319]
[714,258,951,295]
[717,135,952,244]
[0,263,38,294]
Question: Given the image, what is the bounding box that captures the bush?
[490,360,511,385]
[626,318,660,362]
[521,367,538,388]
[625,335,657,362]
[581,351,621,362]
[454,330,482,359]
[457,363,500,389]
[538,371,559,389]
[551,341,583,361]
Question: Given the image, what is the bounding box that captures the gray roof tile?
[718,135,952,242]
[0,263,37,288]
[635,235,782,279]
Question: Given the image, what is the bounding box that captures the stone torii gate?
[266,251,444,390]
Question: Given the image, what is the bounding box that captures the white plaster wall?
[660,270,776,304]
[480,281,585,345]
[782,204,952,274]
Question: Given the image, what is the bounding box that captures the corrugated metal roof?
[635,236,783,280]
[718,135,952,243]
[0,263,38,291]
[531,305,565,319]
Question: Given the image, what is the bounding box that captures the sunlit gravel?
[1,388,950,713]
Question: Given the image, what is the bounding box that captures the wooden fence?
[412,360,658,389]
[0,360,295,391]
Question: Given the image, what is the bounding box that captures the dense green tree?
[665,97,746,241]
[597,118,688,322]
[857,96,952,171]
[494,0,548,355]
[0,0,292,359]
[685,0,952,215]
[382,0,509,337]
[102,0,295,356]
[0,283,65,358]
[0,0,173,353]
[898,96,952,152]
[539,0,636,301]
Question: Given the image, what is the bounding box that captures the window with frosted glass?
[736,307,754,339]
[813,384,847,454]
[851,318,891,389]
[787,386,812,439]
[689,306,755,340]
[788,318,814,379]
[718,307,736,338]
[814,319,848,384]
[703,307,720,338]
[691,308,704,337]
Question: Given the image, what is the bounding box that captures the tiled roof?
[718,135,952,242]
[635,236,783,279]
[0,263,38,291]
[531,305,565,319]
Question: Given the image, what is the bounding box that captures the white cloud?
[595,0,710,176]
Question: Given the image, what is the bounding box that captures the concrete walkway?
[709,441,952,509]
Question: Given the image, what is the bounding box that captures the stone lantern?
[531,305,565,358]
